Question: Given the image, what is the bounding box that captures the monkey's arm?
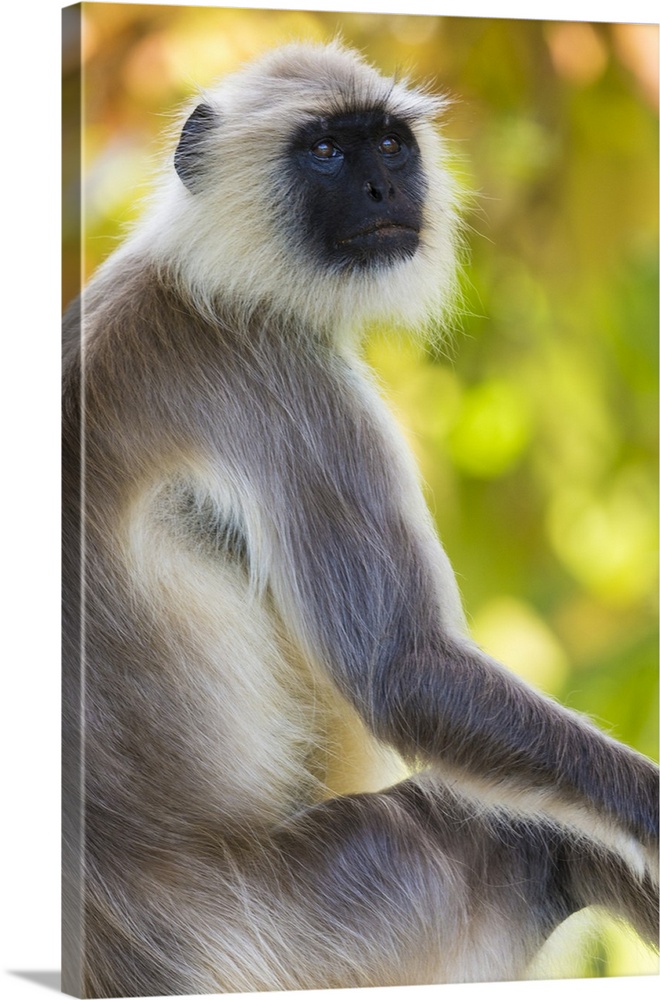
[257,354,659,864]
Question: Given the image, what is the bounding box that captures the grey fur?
[62,42,659,999]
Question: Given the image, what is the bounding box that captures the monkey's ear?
[174,103,218,194]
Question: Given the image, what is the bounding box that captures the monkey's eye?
[310,139,342,160]
[379,135,402,156]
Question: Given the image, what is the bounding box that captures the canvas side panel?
[62,5,84,997]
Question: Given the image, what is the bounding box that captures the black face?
[287,109,426,271]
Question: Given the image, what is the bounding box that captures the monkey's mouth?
[336,222,420,266]
[338,221,420,245]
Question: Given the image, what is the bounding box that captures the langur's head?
[138,41,462,337]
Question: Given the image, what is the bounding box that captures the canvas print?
[62,4,659,998]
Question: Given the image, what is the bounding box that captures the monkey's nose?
[364,181,383,202]
[364,180,395,203]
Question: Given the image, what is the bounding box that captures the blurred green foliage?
[62,4,659,979]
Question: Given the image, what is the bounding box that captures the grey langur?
[62,41,659,999]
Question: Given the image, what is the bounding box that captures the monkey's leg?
[84,776,656,998]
